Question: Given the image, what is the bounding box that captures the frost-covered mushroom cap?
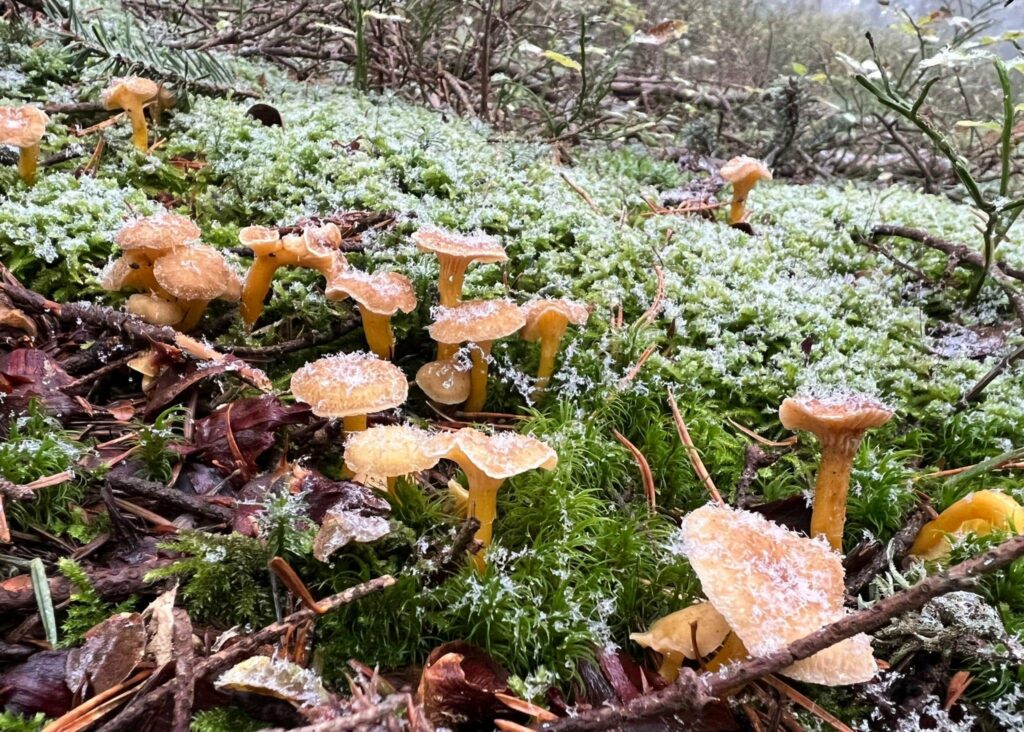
[680,503,876,685]
[429,300,526,345]
[345,425,453,477]
[303,222,342,250]
[412,226,508,263]
[99,256,137,291]
[0,105,48,149]
[154,244,242,301]
[290,352,409,419]
[719,156,772,184]
[101,77,159,110]
[449,428,557,480]
[326,269,417,315]
[239,225,281,256]
[779,395,893,440]
[126,293,183,326]
[520,299,589,341]
[415,359,471,405]
[116,212,201,253]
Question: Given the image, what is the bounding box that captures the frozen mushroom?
[910,490,1024,560]
[629,602,731,681]
[429,300,525,412]
[519,299,589,395]
[326,269,417,360]
[415,357,471,406]
[153,244,243,331]
[446,428,557,569]
[344,424,453,493]
[681,503,877,685]
[125,293,184,326]
[413,226,508,307]
[0,105,48,185]
[105,212,202,294]
[779,394,894,550]
[719,156,772,225]
[101,76,160,152]
[290,352,408,434]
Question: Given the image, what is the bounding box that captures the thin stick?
[612,430,656,511]
[761,675,853,732]
[667,389,724,505]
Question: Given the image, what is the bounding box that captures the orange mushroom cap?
[153,244,243,302]
[447,427,557,480]
[415,358,471,405]
[519,299,589,341]
[101,77,159,112]
[0,105,48,150]
[429,300,525,345]
[779,394,893,451]
[412,226,508,264]
[116,213,201,255]
[290,352,408,419]
[238,225,282,256]
[344,425,453,478]
[680,503,876,685]
[325,269,417,315]
[719,155,772,186]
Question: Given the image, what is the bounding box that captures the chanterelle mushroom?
[413,226,508,307]
[629,602,731,682]
[104,212,202,294]
[719,156,772,225]
[779,394,894,550]
[415,357,471,406]
[0,105,48,185]
[153,244,243,331]
[445,427,557,569]
[344,424,453,494]
[326,269,417,360]
[240,224,346,326]
[290,352,408,434]
[429,300,525,412]
[910,490,1024,560]
[681,503,877,685]
[101,77,160,152]
[519,299,589,396]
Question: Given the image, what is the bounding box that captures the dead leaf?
[0,305,37,337]
[65,612,146,695]
[632,20,689,45]
[418,641,512,729]
[142,586,177,666]
[215,656,331,708]
[312,504,390,561]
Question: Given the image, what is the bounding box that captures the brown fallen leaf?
[417,641,513,730]
[65,612,146,695]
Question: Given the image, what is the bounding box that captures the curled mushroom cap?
[429,300,525,345]
[520,299,589,340]
[681,503,876,686]
[779,395,893,450]
[415,358,471,405]
[126,293,184,326]
[238,225,281,256]
[910,490,1024,560]
[290,352,408,426]
[413,226,508,306]
[116,213,201,255]
[327,270,417,316]
[0,105,48,185]
[719,156,772,186]
[154,244,242,303]
[449,427,558,480]
[344,425,453,479]
[630,602,731,678]
[102,77,160,152]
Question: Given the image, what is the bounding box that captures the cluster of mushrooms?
[632,393,1024,685]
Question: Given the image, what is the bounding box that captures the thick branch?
[542,531,1024,730]
[107,472,234,523]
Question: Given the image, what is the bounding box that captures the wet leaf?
[215,656,331,708]
[65,612,146,694]
[142,585,178,666]
[539,50,581,71]
[0,348,79,418]
[418,641,511,729]
[312,504,391,561]
[0,650,74,717]
[632,20,689,45]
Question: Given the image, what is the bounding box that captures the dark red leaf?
[418,641,514,730]
[0,650,74,717]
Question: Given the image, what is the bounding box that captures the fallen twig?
[667,389,724,506]
[612,430,656,511]
[107,471,233,523]
[540,530,1024,729]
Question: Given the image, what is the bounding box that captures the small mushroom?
[446,427,557,569]
[681,503,877,685]
[519,299,589,395]
[719,156,772,225]
[153,244,243,331]
[910,490,1024,560]
[326,269,417,360]
[429,300,526,412]
[413,226,508,307]
[779,394,894,550]
[629,602,731,681]
[125,293,184,326]
[240,224,346,326]
[290,352,408,434]
[101,77,160,152]
[344,424,453,494]
[104,212,202,294]
[0,105,48,185]
[415,357,472,406]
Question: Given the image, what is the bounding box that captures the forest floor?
[2,6,1024,732]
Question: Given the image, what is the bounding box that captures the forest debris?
[667,388,724,505]
[844,505,930,596]
[612,429,655,510]
[312,504,391,561]
[216,655,331,707]
[65,613,146,695]
[0,650,74,717]
[417,641,513,729]
[107,470,233,523]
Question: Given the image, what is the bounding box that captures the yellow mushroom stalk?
[910,490,1024,560]
[413,226,508,307]
[101,77,160,152]
[520,299,589,396]
[153,244,242,331]
[719,156,772,225]
[326,269,417,360]
[0,105,49,186]
[779,395,894,550]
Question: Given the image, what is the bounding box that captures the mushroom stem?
[386,476,397,495]
[535,326,568,395]
[809,438,860,550]
[176,300,209,332]
[465,341,493,413]
[359,309,395,360]
[17,143,39,185]
[657,654,684,683]
[704,633,748,672]
[343,415,368,433]
[728,180,756,225]
[465,473,503,571]
[125,102,150,152]
[241,256,281,325]
[437,257,470,307]
[436,342,459,361]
